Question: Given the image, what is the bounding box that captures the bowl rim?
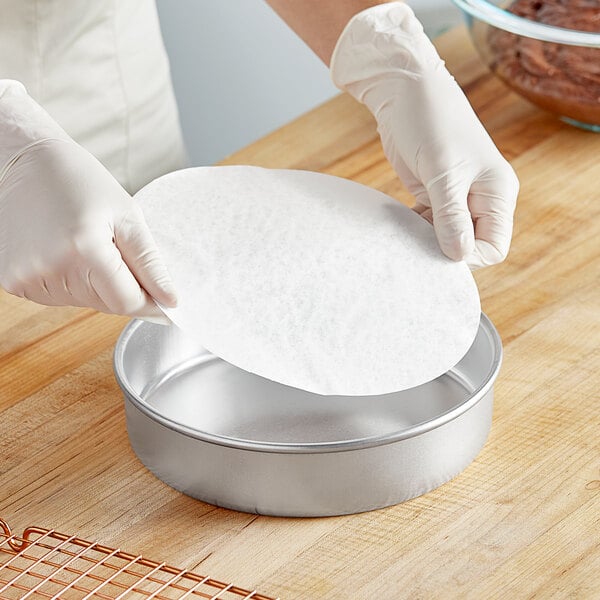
[452,0,600,47]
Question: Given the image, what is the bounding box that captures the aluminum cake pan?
[114,313,502,516]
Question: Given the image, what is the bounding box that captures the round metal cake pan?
[114,314,502,517]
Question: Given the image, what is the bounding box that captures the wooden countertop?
[1,26,599,599]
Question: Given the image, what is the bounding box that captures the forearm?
[265,0,395,64]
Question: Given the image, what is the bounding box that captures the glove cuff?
[330,2,444,102]
[0,79,71,180]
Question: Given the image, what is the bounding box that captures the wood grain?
[1,26,599,599]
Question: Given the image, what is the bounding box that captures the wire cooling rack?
[0,519,278,600]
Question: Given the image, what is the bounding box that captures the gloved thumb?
[115,205,178,309]
[426,175,475,262]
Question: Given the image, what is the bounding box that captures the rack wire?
[0,519,278,600]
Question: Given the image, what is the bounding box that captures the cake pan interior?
[114,315,501,515]
[114,314,501,452]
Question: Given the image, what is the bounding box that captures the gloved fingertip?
[130,295,174,325]
[464,253,486,271]
[438,230,475,262]
[155,284,178,308]
[459,231,476,258]
[466,239,509,270]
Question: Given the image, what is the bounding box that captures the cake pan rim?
[113,312,501,454]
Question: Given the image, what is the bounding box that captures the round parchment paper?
[136,166,480,396]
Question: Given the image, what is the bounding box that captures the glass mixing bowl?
[452,0,600,131]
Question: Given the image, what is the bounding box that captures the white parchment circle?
[137,166,481,395]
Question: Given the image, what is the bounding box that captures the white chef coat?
[0,0,186,192]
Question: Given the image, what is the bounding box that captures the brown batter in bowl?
[486,0,600,125]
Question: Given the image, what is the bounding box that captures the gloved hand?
[330,2,519,269]
[0,81,176,319]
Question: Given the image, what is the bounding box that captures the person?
[0,0,518,322]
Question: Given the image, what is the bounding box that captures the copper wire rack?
[0,519,278,600]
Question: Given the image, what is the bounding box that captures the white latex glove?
[0,81,177,319]
[330,2,519,269]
